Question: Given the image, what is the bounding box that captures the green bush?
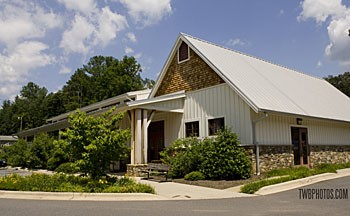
[160,137,202,178]
[0,173,154,194]
[55,162,80,174]
[3,139,28,167]
[242,163,350,194]
[184,171,205,181]
[47,140,71,170]
[241,176,294,194]
[199,128,252,180]
[161,128,252,180]
[25,133,55,169]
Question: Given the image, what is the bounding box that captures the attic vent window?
[178,41,189,63]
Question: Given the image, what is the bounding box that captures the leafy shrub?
[47,140,71,170]
[59,109,131,179]
[242,163,350,194]
[55,162,80,174]
[184,171,205,181]
[160,137,202,178]
[199,128,252,180]
[240,176,294,194]
[26,133,55,169]
[0,173,154,194]
[103,182,155,193]
[3,139,28,167]
[161,128,252,180]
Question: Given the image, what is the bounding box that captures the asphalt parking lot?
[0,167,33,177]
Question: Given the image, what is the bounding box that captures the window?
[178,41,189,62]
[208,117,225,136]
[185,121,199,137]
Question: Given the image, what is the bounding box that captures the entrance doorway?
[291,127,309,165]
[148,121,165,162]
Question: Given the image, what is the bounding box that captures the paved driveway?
[0,167,33,177]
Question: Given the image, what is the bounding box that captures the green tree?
[26,133,55,169]
[325,72,350,97]
[47,139,71,170]
[3,139,28,167]
[46,91,66,119]
[62,55,148,112]
[0,100,18,135]
[59,108,130,179]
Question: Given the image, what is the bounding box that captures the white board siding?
[141,98,184,112]
[308,120,350,145]
[253,112,350,146]
[151,112,183,147]
[184,84,252,144]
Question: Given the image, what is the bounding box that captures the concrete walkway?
[137,178,254,200]
[0,168,349,201]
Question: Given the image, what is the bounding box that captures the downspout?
[252,112,268,175]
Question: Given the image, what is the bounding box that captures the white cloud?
[57,0,97,15]
[134,53,142,59]
[0,1,61,100]
[125,47,134,54]
[226,38,247,47]
[0,41,54,100]
[118,0,172,27]
[317,60,323,67]
[60,15,95,54]
[59,65,71,74]
[60,6,127,54]
[299,0,350,66]
[0,1,62,47]
[127,32,137,42]
[298,0,346,24]
[279,9,284,16]
[95,7,128,46]
[325,16,350,65]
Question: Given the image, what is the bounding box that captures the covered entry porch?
[121,91,185,176]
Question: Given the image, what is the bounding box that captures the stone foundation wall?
[310,145,350,165]
[126,164,147,177]
[244,145,350,173]
[243,145,293,173]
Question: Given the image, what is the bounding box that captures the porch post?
[130,109,135,164]
[142,109,148,163]
[135,109,142,164]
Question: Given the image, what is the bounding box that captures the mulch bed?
[171,174,266,189]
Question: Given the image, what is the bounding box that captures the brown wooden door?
[148,121,165,162]
[291,127,309,165]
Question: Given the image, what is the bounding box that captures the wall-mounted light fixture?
[297,118,303,125]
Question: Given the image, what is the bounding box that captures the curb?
[255,168,350,195]
[0,190,165,201]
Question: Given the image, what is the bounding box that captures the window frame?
[207,116,225,136]
[178,41,190,63]
[185,120,200,137]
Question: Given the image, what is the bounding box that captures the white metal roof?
[47,89,151,122]
[158,33,350,123]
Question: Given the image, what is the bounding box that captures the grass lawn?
[240,163,350,194]
[0,173,155,194]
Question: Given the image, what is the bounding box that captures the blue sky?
[1,0,350,103]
